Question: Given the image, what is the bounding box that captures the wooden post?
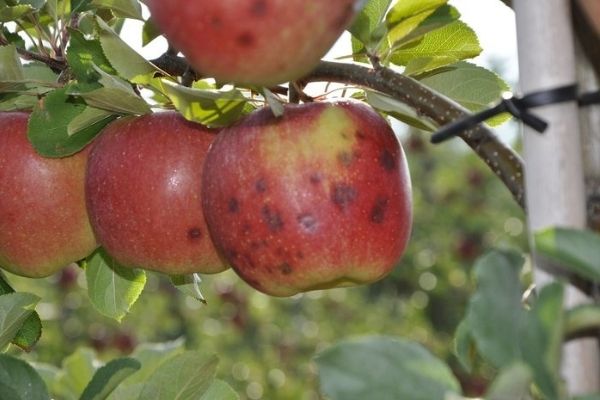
[514,0,600,392]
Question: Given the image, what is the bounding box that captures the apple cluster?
[0,102,412,296]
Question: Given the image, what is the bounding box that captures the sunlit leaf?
[90,0,142,20]
[0,293,39,351]
[170,274,206,304]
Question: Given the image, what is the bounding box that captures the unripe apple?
[85,112,228,275]
[0,112,97,278]
[146,0,361,86]
[202,101,412,296]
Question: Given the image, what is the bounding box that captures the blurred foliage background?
[5,131,526,400]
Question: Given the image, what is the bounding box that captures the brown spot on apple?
[228,197,240,213]
[337,151,353,166]
[379,149,396,172]
[236,32,255,47]
[309,173,323,185]
[261,205,284,232]
[355,130,366,140]
[255,179,267,193]
[250,0,268,16]
[187,227,202,240]
[332,184,357,211]
[210,15,222,27]
[297,213,318,233]
[370,196,389,224]
[279,263,293,275]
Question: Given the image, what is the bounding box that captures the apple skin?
[85,112,228,275]
[146,0,360,86]
[202,101,412,296]
[0,112,97,278]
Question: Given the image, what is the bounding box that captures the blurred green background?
[6,132,526,400]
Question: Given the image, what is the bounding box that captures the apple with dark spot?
[202,101,412,296]
[85,112,228,275]
[0,112,97,278]
[146,0,362,86]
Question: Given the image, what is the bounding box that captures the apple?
[146,0,361,86]
[0,112,97,278]
[202,101,412,296]
[85,112,228,275]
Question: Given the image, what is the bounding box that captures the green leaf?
[55,348,98,399]
[0,292,40,351]
[453,319,475,373]
[138,352,219,400]
[67,106,116,137]
[390,21,481,75]
[170,274,206,304]
[386,0,446,24]
[70,87,151,115]
[200,380,239,400]
[142,19,160,46]
[485,363,532,400]
[90,0,142,19]
[106,383,144,400]
[0,354,50,400]
[95,16,159,83]
[85,249,146,322]
[157,79,251,128]
[126,339,185,385]
[465,250,526,369]
[0,5,34,22]
[364,90,436,131]
[535,227,600,282]
[315,336,461,400]
[80,358,141,400]
[30,362,61,397]
[349,0,392,51]
[262,88,284,117]
[419,62,511,126]
[0,274,42,351]
[0,45,24,81]
[574,396,600,400]
[519,283,563,400]
[67,29,117,83]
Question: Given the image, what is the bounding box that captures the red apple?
[202,101,412,296]
[146,0,361,86]
[85,112,228,275]
[0,112,97,278]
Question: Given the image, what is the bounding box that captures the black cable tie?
[579,90,600,106]
[431,84,579,144]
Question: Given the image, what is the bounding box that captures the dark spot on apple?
[242,222,252,235]
[210,15,222,27]
[250,241,262,251]
[297,213,318,233]
[261,205,284,232]
[309,173,323,184]
[338,151,353,166]
[250,0,268,16]
[188,227,202,240]
[238,253,256,269]
[228,198,240,213]
[355,130,366,140]
[255,179,267,193]
[296,251,304,260]
[332,184,357,210]
[370,196,389,224]
[379,149,396,172]
[279,263,293,275]
[227,248,239,259]
[236,32,255,47]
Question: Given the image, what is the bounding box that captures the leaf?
[390,21,481,75]
[80,358,141,400]
[465,250,526,369]
[315,336,460,400]
[262,88,284,117]
[364,90,436,131]
[71,87,151,115]
[106,383,144,400]
[28,85,113,157]
[90,0,142,19]
[574,396,600,400]
[0,45,24,81]
[138,352,219,400]
[142,19,161,46]
[68,107,116,136]
[0,5,34,22]
[519,283,563,400]
[349,0,392,52]
[85,249,146,322]
[126,339,185,385]
[535,227,600,282]
[485,363,532,400]
[200,380,239,400]
[67,29,117,83]
[55,348,98,399]
[419,62,511,126]
[0,274,42,351]
[0,292,40,351]
[170,274,206,304]
[453,319,475,373]
[95,16,159,83]
[157,79,251,128]
[0,354,50,400]
[386,0,446,24]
